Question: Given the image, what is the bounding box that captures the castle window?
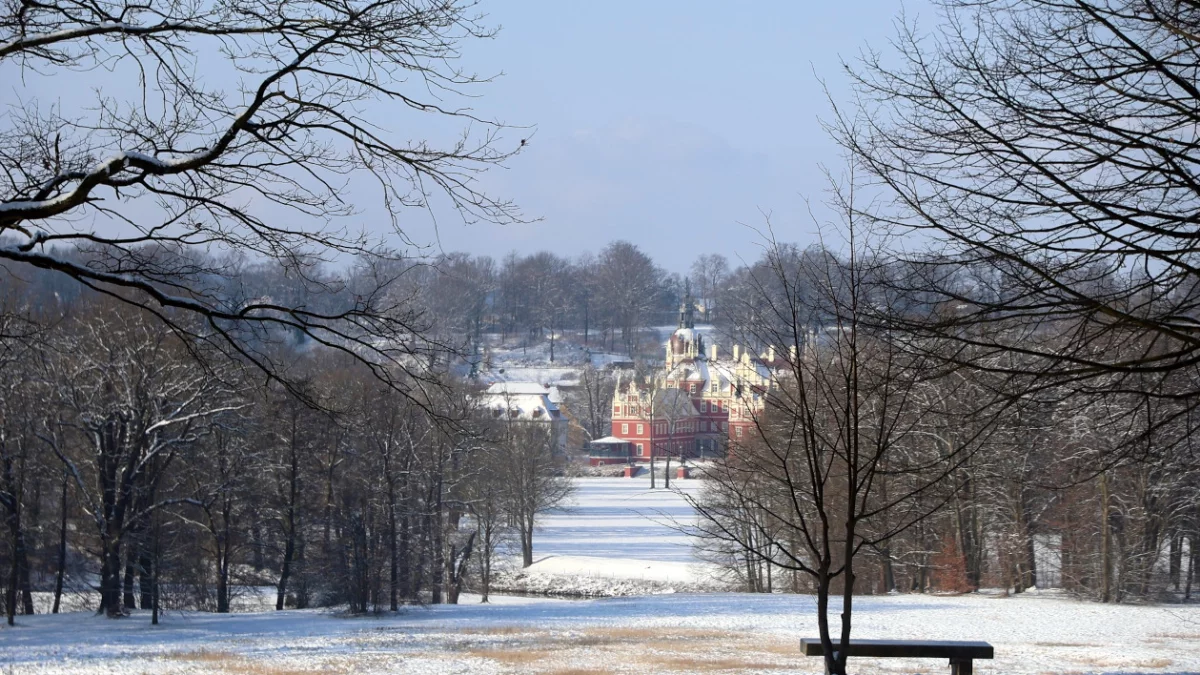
[621,423,629,435]
[636,443,644,456]
[637,424,644,435]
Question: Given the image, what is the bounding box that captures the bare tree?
[494,419,572,568]
[690,206,1004,673]
[837,0,1200,451]
[594,241,664,353]
[690,254,730,322]
[38,302,238,617]
[1,0,523,394]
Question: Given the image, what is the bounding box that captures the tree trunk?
[388,481,398,611]
[123,548,137,610]
[52,474,68,614]
[521,519,534,568]
[98,535,124,617]
[5,513,34,621]
[480,522,492,603]
[1170,534,1183,592]
[1184,535,1195,602]
[447,532,475,605]
[276,442,300,611]
[1100,472,1112,603]
[138,546,154,610]
[151,516,160,626]
[216,545,230,614]
[881,549,896,593]
[431,477,445,604]
[399,509,412,603]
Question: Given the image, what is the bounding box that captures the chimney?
[789,345,797,362]
[710,344,718,361]
[768,346,776,363]
[733,345,741,361]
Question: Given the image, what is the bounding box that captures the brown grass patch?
[751,640,805,656]
[164,649,349,675]
[1069,654,1174,669]
[164,649,240,663]
[1033,641,1097,648]
[1151,632,1200,640]
[458,626,543,636]
[584,627,733,641]
[651,655,785,672]
[467,648,555,666]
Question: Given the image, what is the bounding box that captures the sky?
[9,1,938,275]
[397,1,937,272]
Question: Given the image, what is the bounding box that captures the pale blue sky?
[407,2,935,271]
[11,1,935,273]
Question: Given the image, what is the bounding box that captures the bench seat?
[800,638,994,674]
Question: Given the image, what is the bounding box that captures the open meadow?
[3,478,1199,675]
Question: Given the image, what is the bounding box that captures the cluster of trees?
[695,230,1200,672]
[0,283,572,624]
[700,245,1200,595]
[408,244,738,359]
[689,0,1200,670]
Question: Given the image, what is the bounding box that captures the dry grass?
[751,640,805,656]
[1068,654,1174,669]
[651,655,785,672]
[457,626,545,636]
[453,626,799,673]
[1032,641,1098,648]
[1150,631,1200,640]
[164,649,240,663]
[466,648,555,666]
[580,627,733,641]
[164,649,350,675]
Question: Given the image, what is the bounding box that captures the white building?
[479,382,569,454]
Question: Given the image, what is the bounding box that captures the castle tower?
[666,288,703,369]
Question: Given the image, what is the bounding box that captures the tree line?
[696,238,1198,600]
[0,283,572,623]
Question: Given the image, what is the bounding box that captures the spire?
[678,281,696,330]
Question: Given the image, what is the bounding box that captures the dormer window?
[532,408,544,418]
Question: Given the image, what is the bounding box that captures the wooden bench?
[800,638,994,674]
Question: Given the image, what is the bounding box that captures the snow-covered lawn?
[521,477,718,589]
[6,478,1200,674]
[5,592,1200,674]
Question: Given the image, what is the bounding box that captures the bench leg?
[949,658,973,675]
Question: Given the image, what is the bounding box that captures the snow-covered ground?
[6,478,1200,674]
[527,477,715,583]
[5,591,1200,674]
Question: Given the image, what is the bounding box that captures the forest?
[3,3,1200,674]
[3,233,1197,628]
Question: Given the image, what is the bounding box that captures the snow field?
[5,478,1200,674]
[5,591,1200,674]
[518,478,721,589]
